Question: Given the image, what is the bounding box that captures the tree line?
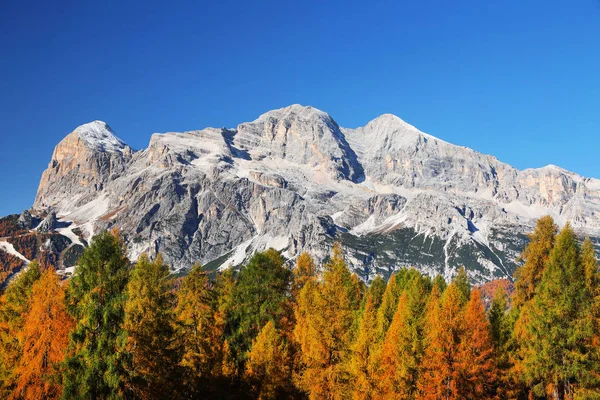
[0,216,599,399]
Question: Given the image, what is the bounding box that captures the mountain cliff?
[12,105,600,283]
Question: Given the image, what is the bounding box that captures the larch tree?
[214,267,238,384]
[10,269,74,400]
[292,252,317,298]
[122,254,180,399]
[294,243,362,399]
[516,224,599,398]
[362,276,386,312]
[417,283,464,399]
[244,320,292,400]
[487,287,512,396]
[62,231,131,400]
[0,261,41,398]
[455,288,498,399]
[513,215,558,307]
[576,237,600,400]
[375,275,429,399]
[509,216,559,399]
[582,237,600,296]
[431,274,447,295]
[348,293,379,400]
[375,272,402,340]
[174,262,222,396]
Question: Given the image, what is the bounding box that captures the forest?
[0,215,599,399]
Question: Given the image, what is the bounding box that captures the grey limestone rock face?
[17,210,35,230]
[35,121,133,212]
[29,105,600,283]
[37,211,58,233]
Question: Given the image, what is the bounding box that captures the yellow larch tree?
[294,243,362,400]
[244,320,292,399]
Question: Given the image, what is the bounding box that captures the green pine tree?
[62,231,130,400]
[223,249,293,373]
[453,266,471,305]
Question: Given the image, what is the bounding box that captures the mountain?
[3,104,599,284]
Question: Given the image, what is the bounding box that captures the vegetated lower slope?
[1,217,599,399]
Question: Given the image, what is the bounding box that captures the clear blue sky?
[1,0,599,216]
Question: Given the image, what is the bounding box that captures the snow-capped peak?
[256,104,332,124]
[74,120,128,153]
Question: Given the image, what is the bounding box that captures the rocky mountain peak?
[234,104,364,182]
[26,105,600,284]
[72,120,128,153]
[357,113,448,150]
[257,103,330,121]
[34,121,132,210]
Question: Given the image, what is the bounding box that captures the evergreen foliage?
[62,231,130,399]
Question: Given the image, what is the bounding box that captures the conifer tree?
[455,288,498,398]
[11,269,74,400]
[0,261,41,397]
[292,252,317,298]
[488,287,512,395]
[513,215,558,307]
[432,274,447,293]
[174,263,222,396]
[62,231,130,399]
[122,254,180,399]
[348,293,379,399]
[292,266,318,395]
[581,237,600,396]
[453,266,471,305]
[375,272,402,340]
[582,237,600,295]
[294,243,362,399]
[516,224,598,398]
[363,276,386,311]
[244,320,292,400]
[418,283,464,399]
[224,249,292,373]
[375,275,429,399]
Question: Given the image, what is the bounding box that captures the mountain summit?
[23,105,600,282]
[73,120,128,153]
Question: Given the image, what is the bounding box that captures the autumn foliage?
[0,216,598,399]
[10,269,73,400]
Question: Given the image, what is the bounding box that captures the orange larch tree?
[455,288,498,399]
[11,269,74,400]
[417,283,464,399]
[375,275,429,400]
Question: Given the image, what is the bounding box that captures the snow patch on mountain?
[30,104,600,282]
[0,240,30,264]
[74,121,128,153]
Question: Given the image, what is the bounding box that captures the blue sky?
[1,0,599,216]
